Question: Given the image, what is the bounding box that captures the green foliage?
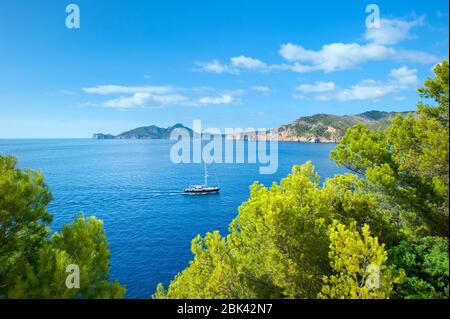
[0,155,125,299]
[154,162,400,299]
[6,245,75,299]
[0,155,52,296]
[330,60,449,298]
[50,215,125,299]
[153,231,241,299]
[154,163,326,298]
[331,60,449,237]
[418,60,449,129]
[155,60,449,300]
[319,221,401,299]
[389,236,449,299]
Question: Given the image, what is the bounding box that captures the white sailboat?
[184,163,220,194]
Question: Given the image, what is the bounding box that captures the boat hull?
[184,187,220,194]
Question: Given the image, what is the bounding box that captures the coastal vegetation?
[0,155,125,298]
[153,60,449,299]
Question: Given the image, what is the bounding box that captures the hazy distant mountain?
[93,123,192,140]
[227,111,414,143]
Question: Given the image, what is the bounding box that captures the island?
[93,123,192,140]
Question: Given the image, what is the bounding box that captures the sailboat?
[184,163,220,194]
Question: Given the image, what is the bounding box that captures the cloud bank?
[82,85,241,109]
[197,17,439,75]
[295,66,419,102]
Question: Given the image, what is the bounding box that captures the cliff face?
[92,123,192,140]
[277,126,340,143]
[227,111,413,143]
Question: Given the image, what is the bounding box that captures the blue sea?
[0,139,347,298]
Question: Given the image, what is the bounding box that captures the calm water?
[0,139,346,298]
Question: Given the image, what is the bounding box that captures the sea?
[0,139,347,298]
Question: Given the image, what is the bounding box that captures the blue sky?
[0,0,448,138]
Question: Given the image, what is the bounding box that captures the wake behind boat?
[184,163,220,194]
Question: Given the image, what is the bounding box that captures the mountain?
[92,123,192,140]
[227,111,414,143]
[93,111,414,142]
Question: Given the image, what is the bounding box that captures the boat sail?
[184,163,220,194]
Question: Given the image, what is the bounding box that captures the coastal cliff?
[227,111,413,143]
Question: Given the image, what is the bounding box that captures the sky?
[0,0,448,138]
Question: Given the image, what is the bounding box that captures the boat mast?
[204,162,208,187]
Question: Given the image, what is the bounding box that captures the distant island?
[93,123,192,140]
[93,111,413,142]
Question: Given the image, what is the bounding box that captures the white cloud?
[196,94,236,105]
[364,17,424,45]
[296,81,335,93]
[45,90,75,96]
[149,94,189,106]
[195,60,236,74]
[199,40,437,76]
[59,90,74,95]
[289,63,317,73]
[395,49,440,64]
[304,66,418,102]
[250,86,271,95]
[83,85,187,109]
[102,93,188,109]
[269,63,316,73]
[276,17,438,73]
[334,79,398,101]
[83,85,173,95]
[197,56,267,74]
[278,42,438,72]
[84,83,241,109]
[230,55,267,69]
[198,17,438,75]
[389,66,419,87]
[278,43,316,62]
[103,93,150,109]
